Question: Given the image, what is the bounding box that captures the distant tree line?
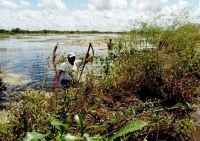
[0,28,121,34]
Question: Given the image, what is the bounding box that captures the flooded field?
[0,34,118,92]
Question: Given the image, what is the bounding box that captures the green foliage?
[175,119,196,134]
[75,114,84,136]
[108,120,147,141]
[51,119,67,136]
[3,89,57,140]
[0,33,9,38]
[0,110,15,125]
[23,132,54,141]
[23,114,147,141]
[0,124,15,134]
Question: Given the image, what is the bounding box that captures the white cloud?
[0,7,129,31]
[88,0,128,11]
[1,10,47,30]
[38,0,67,11]
[178,0,189,8]
[130,0,168,11]
[0,0,30,9]
[0,0,198,32]
[20,0,30,7]
[70,9,132,31]
[191,1,200,23]
[170,0,189,10]
[0,0,19,9]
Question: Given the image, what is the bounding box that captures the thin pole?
[78,43,94,82]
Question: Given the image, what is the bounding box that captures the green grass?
[0,33,9,38]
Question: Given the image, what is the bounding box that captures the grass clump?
[0,33,9,39]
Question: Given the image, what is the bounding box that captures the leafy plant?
[23,114,147,141]
[175,119,196,134]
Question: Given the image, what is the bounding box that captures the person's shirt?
[59,60,82,81]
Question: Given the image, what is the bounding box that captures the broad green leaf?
[63,134,84,141]
[172,103,183,107]
[93,126,107,132]
[186,102,192,109]
[23,132,51,141]
[88,134,107,141]
[83,133,90,138]
[0,126,5,133]
[108,120,147,141]
[75,114,83,136]
[51,119,63,126]
[51,119,67,135]
[86,126,107,132]
[47,132,56,141]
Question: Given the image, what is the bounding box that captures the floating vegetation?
[0,34,9,39]
[0,109,16,125]
[0,48,22,52]
[0,48,7,51]
[24,38,65,42]
[65,35,81,38]
[23,36,118,48]
[2,73,31,86]
[14,36,33,39]
[62,38,116,47]
[24,40,38,42]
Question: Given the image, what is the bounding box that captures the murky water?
[0,34,117,92]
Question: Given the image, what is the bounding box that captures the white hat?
[67,52,75,58]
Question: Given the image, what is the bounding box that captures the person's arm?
[52,69,63,90]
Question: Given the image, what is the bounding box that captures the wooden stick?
[52,43,59,68]
[78,43,94,82]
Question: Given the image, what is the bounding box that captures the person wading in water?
[107,39,114,51]
[52,52,89,90]
[107,38,116,59]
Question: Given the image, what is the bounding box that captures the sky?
[0,0,200,31]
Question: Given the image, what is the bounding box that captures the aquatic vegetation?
[0,48,22,52]
[14,36,33,39]
[0,34,9,38]
[23,35,117,49]
[2,73,31,86]
[0,110,15,125]
[0,48,8,51]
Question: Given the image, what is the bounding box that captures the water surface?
[0,34,118,91]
